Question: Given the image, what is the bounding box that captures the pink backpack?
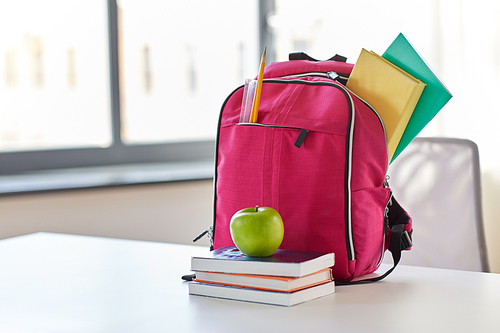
[210,54,412,283]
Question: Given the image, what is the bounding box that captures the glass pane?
[118,0,258,144]
[0,0,111,152]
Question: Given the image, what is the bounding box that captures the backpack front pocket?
[214,122,351,279]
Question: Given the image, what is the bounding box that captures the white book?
[191,246,335,278]
[193,268,332,292]
[189,280,335,307]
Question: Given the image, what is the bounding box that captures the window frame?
[0,0,273,176]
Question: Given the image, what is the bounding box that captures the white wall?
[482,171,500,273]
[1,178,498,273]
[0,180,213,248]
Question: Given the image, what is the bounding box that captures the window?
[3,0,498,179]
[117,0,258,144]
[0,0,111,155]
[0,0,260,175]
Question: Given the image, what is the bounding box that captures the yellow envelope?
[346,49,426,161]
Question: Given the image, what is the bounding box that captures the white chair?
[385,137,490,272]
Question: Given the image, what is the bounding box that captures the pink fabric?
[213,59,400,282]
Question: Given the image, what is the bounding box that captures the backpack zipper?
[213,78,356,260]
[213,75,389,263]
[235,123,309,148]
[265,76,356,260]
[281,71,350,82]
[283,72,391,263]
[377,188,393,266]
[239,77,358,261]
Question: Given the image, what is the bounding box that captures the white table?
[1,232,499,333]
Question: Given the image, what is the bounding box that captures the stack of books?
[188,246,335,306]
[346,33,452,163]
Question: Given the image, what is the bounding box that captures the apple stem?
[255,205,259,212]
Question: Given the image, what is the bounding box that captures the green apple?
[230,206,284,257]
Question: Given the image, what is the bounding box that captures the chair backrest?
[385,137,490,272]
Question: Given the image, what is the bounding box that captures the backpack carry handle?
[289,52,347,63]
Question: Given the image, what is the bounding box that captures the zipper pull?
[383,177,393,209]
[294,129,309,148]
[327,71,339,80]
[383,175,390,188]
[384,190,393,235]
[193,226,214,246]
[193,230,208,242]
[384,206,390,235]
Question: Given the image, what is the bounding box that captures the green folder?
[382,33,452,163]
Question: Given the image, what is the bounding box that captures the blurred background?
[1,0,499,271]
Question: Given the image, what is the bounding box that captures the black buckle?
[401,230,413,250]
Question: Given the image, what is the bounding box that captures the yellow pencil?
[250,48,266,123]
